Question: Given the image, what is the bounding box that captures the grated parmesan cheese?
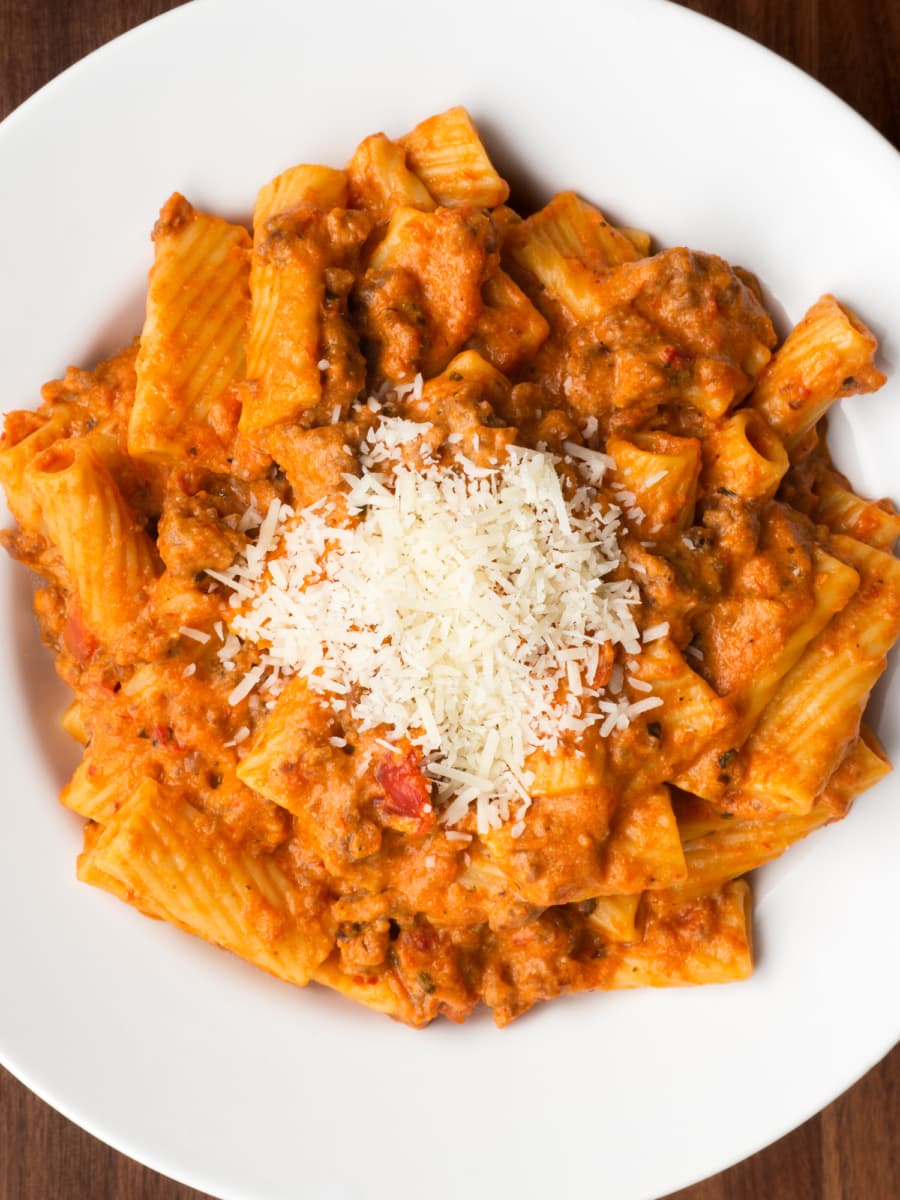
[445,831,472,844]
[642,622,670,643]
[645,469,669,487]
[215,414,657,832]
[179,625,210,644]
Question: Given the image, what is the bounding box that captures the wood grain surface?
[1,1,898,1197]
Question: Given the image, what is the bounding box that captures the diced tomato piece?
[376,752,431,819]
[374,750,435,835]
[410,925,435,954]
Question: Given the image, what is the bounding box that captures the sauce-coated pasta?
[2,108,896,1026]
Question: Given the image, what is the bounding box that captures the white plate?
[1,2,898,1197]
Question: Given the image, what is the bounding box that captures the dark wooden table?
[1,1,898,1197]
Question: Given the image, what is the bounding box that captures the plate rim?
[1,2,899,1199]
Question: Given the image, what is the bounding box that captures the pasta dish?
[2,108,897,1025]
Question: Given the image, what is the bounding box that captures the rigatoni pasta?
[1,108,896,1027]
[25,439,158,643]
[130,194,251,469]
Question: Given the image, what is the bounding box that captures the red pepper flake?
[63,604,97,664]
[152,724,186,753]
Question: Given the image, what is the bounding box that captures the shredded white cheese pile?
[212,415,660,833]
